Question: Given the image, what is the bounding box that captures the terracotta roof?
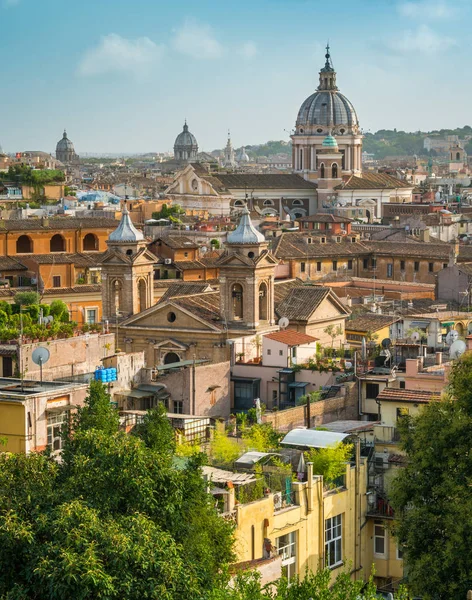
[211,173,317,190]
[336,172,413,190]
[18,252,107,266]
[377,388,438,404]
[296,213,353,223]
[42,284,102,294]
[0,217,118,232]
[364,241,451,260]
[264,330,318,345]
[346,314,400,333]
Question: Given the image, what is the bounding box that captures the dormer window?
[307,237,313,244]
[321,237,326,244]
[336,237,341,243]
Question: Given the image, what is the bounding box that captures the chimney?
[435,351,443,365]
[420,228,430,243]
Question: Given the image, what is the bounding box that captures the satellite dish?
[278,317,289,330]
[450,340,467,359]
[446,330,459,346]
[44,315,54,325]
[32,347,50,366]
[381,338,391,348]
[410,331,420,342]
[32,347,50,385]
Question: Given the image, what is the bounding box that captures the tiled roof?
[336,172,413,190]
[0,217,118,231]
[171,291,223,327]
[160,282,214,302]
[264,330,318,346]
[0,257,28,271]
[345,314,399,333]
[272,232,369,259]
[377,388,438,404]
[158,236,200,249]
[458,246,472,262]
[273,279,304,307]
[18,252,107,266]
[211,173,318,190]
[458,263,472,276]
[42,284,102,294]
[296,213,353,223]
[276,286,330,321]
[364,241,451,260]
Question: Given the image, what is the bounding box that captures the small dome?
[108,204,144,243]
[56,130,75,153]
[238,147,250,163]
[227,206,265,245]
[322,134,338,148]
[174,122,198,149]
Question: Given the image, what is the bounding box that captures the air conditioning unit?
[273,492,282,510]
[374,452,389,469]
[164,258,172,265]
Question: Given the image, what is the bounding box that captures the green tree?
[305,442,353,487]
[323,324,343,349]
[13,291,40,307]
[70,379,119,436]
[243,423,281,452]
[49,299,69,322]
[133,403,176,457]
[210,429,243,466]
[391,352,472,599]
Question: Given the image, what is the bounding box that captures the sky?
[0,0,469,154]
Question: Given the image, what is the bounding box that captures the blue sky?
[0,0,468,154]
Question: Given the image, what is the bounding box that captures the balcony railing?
[367,496,395,519]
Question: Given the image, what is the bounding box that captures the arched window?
[50,234,65,252]
[113,279,123,315]
[320,163,325,179]
[138,279,147,312]
[259,282,268,321]
[234,200,245,207]
[456,152,461,160]
[164,352,180,365]
[16,235,33,253]
[231,283,243,319]
[83,233,98,251]
[292,199,303,206]
[263,199,274,206]
[332,163,338,178]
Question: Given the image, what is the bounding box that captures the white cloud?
[172,19,223,59]
[77,33,164,78]
[3,0,21,7]
[386,24,454,55]
[398,1,455,20]
[239,41,258,60]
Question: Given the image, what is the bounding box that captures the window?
[267,349,272,355]
[16,235,33,253]
[167,312,176,323]
[336,237,341,243]
[50,234,65,252]
[332,260,338,271]
[86,309,97,324]
[52,275,61,288]
[363,258,369,269]
[325,515,342,568]
[47,410,67,451]
[399,380,406,389]
[301,262,306,273]
[347,259,353,270]
[374,521,386,556]
[317,261,322,272]
[414,261,420,272]
[272,390,278,403]
[173,400,183,414]
[276,531,296,580]
[303,222,309,229]
[83,233,98,251]
[279,349,283,356]
[184,252,188,258]
[443,263,448,269]
[429,262,434,273]
[397,544,404,560]
[371,258,377,269]
[351,237,356,243]
[321,237,326,244]
[400,260,405,271]
[366,383,379,399]
[387,263,393,278]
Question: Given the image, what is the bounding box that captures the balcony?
[374,425,401,444]
[367,495,395,519]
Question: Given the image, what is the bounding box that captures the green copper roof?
[322,134,338,148]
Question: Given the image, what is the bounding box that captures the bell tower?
[100,204,155,321]
[218,206,278,331]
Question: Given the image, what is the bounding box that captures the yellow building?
[345,314,399,349]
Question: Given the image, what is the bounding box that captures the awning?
[288,381,309,389]
[441,321,455,327]
[409,321,430,329]
[119,389,153,399]
[281,428,348,449]
[46,404,79,413]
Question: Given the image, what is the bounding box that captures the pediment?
[120,299,222,332]
[153,338,189,350]
[99,250,131,265]
[131,247,157,265]
[217,253,254,267]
